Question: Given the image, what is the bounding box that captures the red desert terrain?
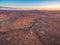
[0,10,60,45]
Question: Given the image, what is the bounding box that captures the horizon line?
[0,6,60,10]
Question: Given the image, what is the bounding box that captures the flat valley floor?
[0,10,60,45]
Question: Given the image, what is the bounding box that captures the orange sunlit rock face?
[0,10,60,45]
[0,14,7,19]
[10,15,37,29]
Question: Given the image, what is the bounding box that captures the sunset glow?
[0,0,60,10]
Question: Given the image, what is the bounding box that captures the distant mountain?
[0,7,18,10]
[0,7,11,8]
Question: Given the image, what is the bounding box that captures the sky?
[0,0,60,10]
